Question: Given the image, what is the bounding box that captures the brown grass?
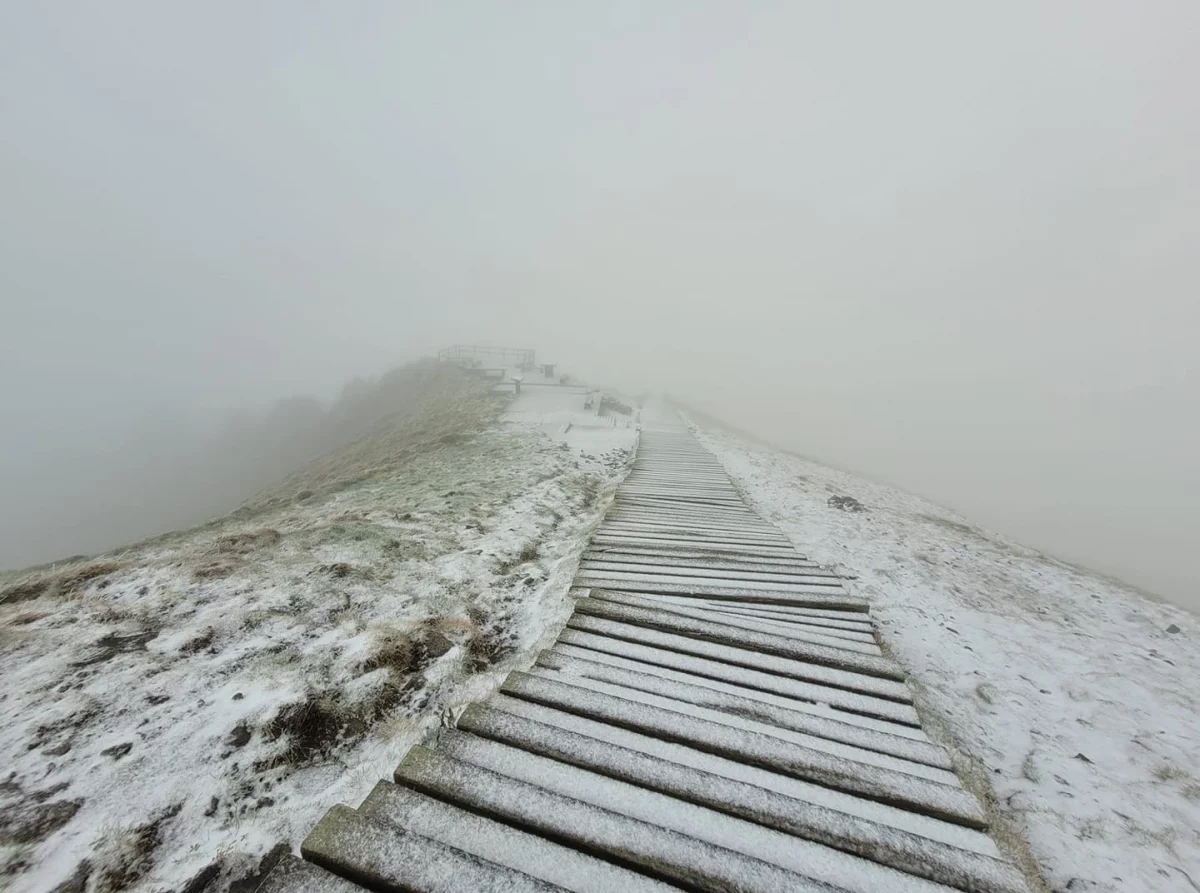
[0,561,127,606]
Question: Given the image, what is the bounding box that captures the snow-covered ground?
[690,416,1199,893]
[0,389,634,893]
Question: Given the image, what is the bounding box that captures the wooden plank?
[589,534,804,558]
[560,620,916,712]
[302,805,563,892]
[359,782,678,893]
[572,600,892,677]
[587,591,879,655]
[500,673,986,828]
[580,561,844,590]
[600,518,787,535]
[484,692,996,858]
[549,639,925,738]
[536,649,949,768]
[585,546,816,569]
[459,704,1025,893]
[575,575,865,609]
[256,856,365,893]
[526,664,952,783]
[580,567,844,592]
[394,744,830,893]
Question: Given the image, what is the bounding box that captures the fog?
[2,3,1197,609]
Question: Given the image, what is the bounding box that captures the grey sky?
[2,3,1198,607]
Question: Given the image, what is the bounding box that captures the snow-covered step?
[597,521,791,541]
[256,856,365,893]
[434,732,981,893]
[572,598,894,677]
[558,625,921,723]
[394,743,829,892]
[613,499,759,519]
[301,805,562,891]
[522,665,954,783]
[537,647,946,766]
[587,542,815,565]
[633,596,877,639]
[481,692,991,854]
[459,703,1026,893]
[501,671,984,827]
[576,576,864,612]
[578,563,843,586]
[594,529,796,550]
[590,533,806,558]
[586,590,881,654]
[603,519,788,539]
[549,643,931,744]
[358,782,678,893]
[581,559,833,585]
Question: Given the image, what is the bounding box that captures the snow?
[689,416,1200,893]
[0,397,635,893]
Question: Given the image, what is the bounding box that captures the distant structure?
[438,344,536,372]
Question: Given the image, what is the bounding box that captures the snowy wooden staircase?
[258,422,1029,893]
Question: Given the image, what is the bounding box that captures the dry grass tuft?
[0,561,127,606]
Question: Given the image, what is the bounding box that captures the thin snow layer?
[0,420,633,893]
[690,419,1200,893]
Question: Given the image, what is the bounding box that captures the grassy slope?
[0,363,630,893]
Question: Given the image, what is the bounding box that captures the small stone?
[232,692,244,701]
[101,742,132,760]
[226,723,252,749]
[44,741,71,756]
[1073,752,1094,764]
[1166,624,1181,634]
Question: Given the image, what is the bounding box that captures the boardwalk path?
[260,418,1029,893]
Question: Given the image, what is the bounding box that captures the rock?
[226,723,252,749]
[0,798,82,844]
[422,631,454,659]
[1166,624,1181,634]
[827,494,866,512]
[101,742,132,760]
[1073,752,1094,764]
[49,860,90,893]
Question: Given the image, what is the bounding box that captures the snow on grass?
[689,416,1200,893]
[0,416,633,893]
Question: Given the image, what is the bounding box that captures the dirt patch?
[193,562,235,581]
[918,513,983,538]
[827,494,866,513]
[70,628,159,668]
[212,529,282,557]
[91,803,181,893]
[261,695,349,765]
[0,795,82,846]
